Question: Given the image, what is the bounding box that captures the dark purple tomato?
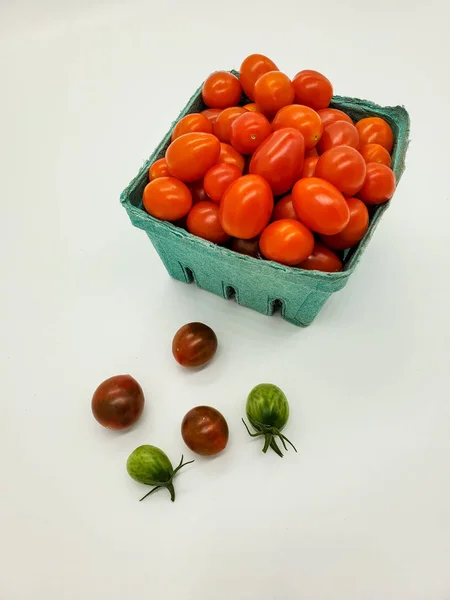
[91,375,144,430]
[181,406,229,456]
[231,237,261,258]
[172,322,218,368]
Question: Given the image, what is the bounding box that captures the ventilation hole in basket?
[270,299,284,315]
[183,267,195,284]
[224,285,237,301]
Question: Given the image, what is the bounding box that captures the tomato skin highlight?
[358,163,396,205]
[249,128,305,196]
[356,117,394,153]
[171,113,213,141]
[201,108,222,125]
[218,142,245,172]
[202,71,242,109]
[92,375,144,430]
[315,145,366,196]
[360,143,392,167]
[259,219,314,266]
[239,53,279,101]
[203,163,241,204]
[148,158,169,181]
[172,322,218,368]
[230,111,272,155]
[187,201,230,244]
[321,197,369,250]
[292,177,350,235]
[143,177,192,221]
[292,70,333,111]
[302,156,319,178]
[182,406,229,456]
[220,174,274,239]
[297,241,343,272]
[166,132,221,182]
[318,108,353,128]
[272,104,323,149]
[253,71,295,117]
[318,121,360,153]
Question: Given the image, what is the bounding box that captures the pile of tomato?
[143,53,396,273]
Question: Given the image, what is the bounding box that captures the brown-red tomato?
[172,322,218,368]
[92,375,144,430]
[181,406,229,456]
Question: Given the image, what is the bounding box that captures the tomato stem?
[139,455,194,503]
[242,417,297,457]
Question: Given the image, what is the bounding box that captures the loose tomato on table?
[187,201,230,243]
[202,71,242,109]
[172,322,218,368]
[253,71,295,117]
[239,53,279,101]
[292,177,350,235]
[213,106,248,143]
[318,108,353,128]
[360,143,392,167]
[143,177,192,221]
[317,120,360,153]
[315,145,366,196]
[259,219,314,265]
[297,242,343,272]
[302,156,319,178]
[321,197,369,250]
[218,142,246,172]
[357,163,396,204]
[355,117,394,153]
[249,128,305,196]
[220,174,273,239]
[166,132,221,182]
[229,111,272,154]
[171,113,213,141]
[272,194,297,221]
[181,406,229,456]
[292,70,333,111]
[231,236,261,258]
[272,104,323,149]
[201,108,222,125]
[148,158,169,181]
[92,375,145,430]
[203,163,241,203]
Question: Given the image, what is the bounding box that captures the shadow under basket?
[121,72,410,327]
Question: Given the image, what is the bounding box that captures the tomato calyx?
[139,455,195,502]
[241,416,297,458]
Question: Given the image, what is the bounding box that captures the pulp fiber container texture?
[121,71,410,327]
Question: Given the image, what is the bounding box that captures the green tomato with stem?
[242,383,297,458]
[127,445,194,502]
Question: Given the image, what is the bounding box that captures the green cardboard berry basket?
[120,71,410,327]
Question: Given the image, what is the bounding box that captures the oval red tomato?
[302,156,319,178]
[249,128,305,196]
[321,197,369,250]
[218,142,245,172]
[259,219,314,265]
[171,113,213,141]
[360,143,392,167]
[213,106,248,143]
[143,177,192,221]
[356,117,394,153]
[230,111,272,154]
[92,375,145,430]
[148,158,169,181]
[239,53,279,101]
[181,406,229,456]
[220,174,273,239]
[253,71,295,117]
[317,121,360,153]
[292,177,350,235]
[358,163,396,204]
[318,108,353,128]
[187,201,230,243]
[315,145,366,196]
[272,104,323,149]
[202,71,242,109]
[292,70,333,111]
[166,132,221,182]
[203,163,241,204]
[297,242,343,272]
[272,194,298,221]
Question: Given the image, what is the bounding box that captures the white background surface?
[1,1,450,598]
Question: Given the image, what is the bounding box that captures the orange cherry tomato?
[292,70,333,111]
[358,163,396,205]
[292,177,350,235]
[315,145,366,196]
[229,112,272,154]
[317,121,360,153]
[239,54,279,101]
[272,194,298,221]
[220,174,273,239]
[171,113,213,141]
[143,177,192,221]
[201,108,222,125]
[253,72,295,117]
[187,201,230,243]
[355,117,394,153]
[249,128,305,196]
[320,197,369,250]
[259,219,314,266]
[360,143,392,167]
[188,180,209,204]
[231,237,261,258]
[305,147,319,158]
[148,158,169,181]
[218,142,245,172]
[213,106,248,143]
[203,163,241,204]
[166,133,221,182]
[318,108,353,128]
[302,156,319,178]
[272,104,323,149]
[297,242,342,272]
[243,103,261,112]
[202,71,242,109]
